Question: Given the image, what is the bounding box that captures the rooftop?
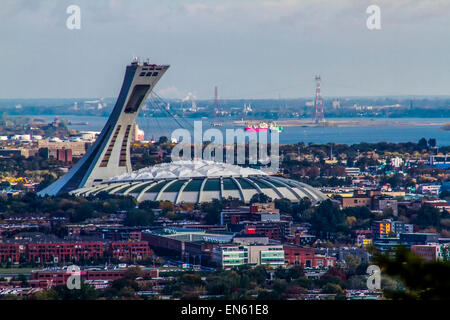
[108,160,267,182]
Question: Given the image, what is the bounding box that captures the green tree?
[71,202,95,222]
[428,138,437,148]
[256,290,283,300]
[250,193,271,204]
[310,200,347,238]
[202,199,223,225]
[124,209,155,226]
[38,282,98,300]
[417,137,428,150]
[158,136,169,144]
[413,206,442,229]
[372,246,450,300]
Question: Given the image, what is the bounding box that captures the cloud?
[179,0,450,27]
[157,86,183,99]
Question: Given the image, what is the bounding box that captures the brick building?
[243,221,290,241]
[0,244,24,263]
[341,197,372,209]
[0,241,151,264]
[56,148,73,163]
[283,245,335,268]
[109,241,151,261]
[26,242,105,264]
[411,244,442,261]
[30,267,159,288]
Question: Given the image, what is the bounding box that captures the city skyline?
[0,0,450,100]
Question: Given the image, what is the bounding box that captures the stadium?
[72,160,327,205]
[39,61,327,206]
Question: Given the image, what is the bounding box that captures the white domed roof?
[73,160,327,204]
[108,160,267,182]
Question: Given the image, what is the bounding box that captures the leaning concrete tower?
[38,60,169,196]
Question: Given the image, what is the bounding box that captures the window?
[152,72,159,77]
[119,125,131,166]
[165,180,186,192]
[203,179,221,191]
[124,85,150,113]
[100,125,121,167]
[184,179,203,191]
[223,178,239,190]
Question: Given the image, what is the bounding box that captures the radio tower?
[314,75,325,123]
[214,86,219,114]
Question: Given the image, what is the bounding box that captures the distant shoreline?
[234,119,447,128]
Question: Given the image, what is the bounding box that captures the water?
[25,115,450,146]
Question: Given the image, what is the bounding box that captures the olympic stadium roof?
[108,160,268,182]
[72,160,327,205]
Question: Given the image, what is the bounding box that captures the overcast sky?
[0,0,449,99]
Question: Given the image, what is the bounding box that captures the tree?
[202,199,223,225]
[0,181,10,190]
[274,198,292,214]
[71,202,94,222]
[439,190,450,200]
[139,200,160,210]
[256,290,283,300]
[124,209,154,226]
[344,254,361,276]
[321,283,345,295]
[342,206,372,220]
[347,275,367,290]
[428,138,437,148]
[274,265,304,282]
[310,200,347,238]
[158,136,169,144]
[36,282,97,300]
[124,266,144,280]
[417,138,428,150]
[250,193,271,204]
[371,246,450,300]
[413,206,442,229]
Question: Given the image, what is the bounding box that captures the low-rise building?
[418,184,441,196]
[411,244,442,261]
[283,245,335,268]
[109,241,152,261]
[371,220,392,239]
[375,198,398,216]
[422,199,450,212]
[213,243,285,268]
[391,221,414,234]
[30,267,159,288]
[341,197,372,209]
[0,243,24,263]
[345,167,361,176]
[400,233,440,246]
[213,245,248,268]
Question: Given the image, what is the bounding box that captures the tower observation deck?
[38,60,169,196]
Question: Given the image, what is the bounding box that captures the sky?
[0,0,449,100]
